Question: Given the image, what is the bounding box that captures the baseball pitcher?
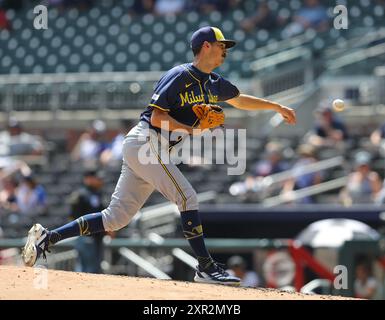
[22,26,296,285]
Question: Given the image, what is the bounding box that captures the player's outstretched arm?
[226,94,296,125]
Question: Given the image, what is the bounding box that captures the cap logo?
[211,27,225,41]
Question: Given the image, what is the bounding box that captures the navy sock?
[49,212,105,245]
[180,210,213,269]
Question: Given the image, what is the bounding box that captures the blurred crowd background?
[0,0,385,298]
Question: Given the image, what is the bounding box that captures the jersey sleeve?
[217,77,240,101]
[148,70,184,112]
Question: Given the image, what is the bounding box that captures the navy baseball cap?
[190,26,236,50]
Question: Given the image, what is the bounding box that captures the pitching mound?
[0,266,352,300]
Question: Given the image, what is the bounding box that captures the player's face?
[210,42,227,67]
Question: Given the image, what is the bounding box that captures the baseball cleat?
[21,224,50,267]
[194,262,241,286]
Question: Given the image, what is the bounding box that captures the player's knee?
[182,189,199,211]
[101,202,135,231]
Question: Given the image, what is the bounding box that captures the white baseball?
[332,99,345,112]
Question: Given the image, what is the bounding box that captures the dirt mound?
[0,265,352,300]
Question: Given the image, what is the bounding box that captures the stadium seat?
[138,51,151,64]
[67,8,79,21]
[359,0,370,8]
[162,51,174,64]
[140,32,153,46]
[244,38,257,51]
[98,14,111,28]
[0,0,382,78]
[78,63,91,73]
[289,0,301,10]
[130,22,143,36]
[104,43,117,57]
[12,17,23,31]
[149,62,162,71]
[69,53,81,67]
[55,16,67,30]
[102,62,114,72]
[128,42,140,56]
[151,41,164,55]
[46,53,58,70]
[186,11,199,24]
[231,9,245,22]
[163,32,176,45]
[278,8,291,20]
[174,41,187,54]
[111,6,124,20]
[120,13,132,27]
[76,15,89,28]
[82,44,94,57]
[117,33,130,48]
[363,16,374,27]
[64,26,76,40]
[55,64,67,74]
[85,25,98,38]
[108,24,120,38]
[126,62,138,72]
[89,7,101,21]
[174,21,187,38]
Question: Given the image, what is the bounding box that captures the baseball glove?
[192,104,225,130]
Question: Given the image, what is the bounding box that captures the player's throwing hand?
[277,105,296,125]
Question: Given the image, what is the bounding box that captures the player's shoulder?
[159,64,189,84]
[164,64,188,77]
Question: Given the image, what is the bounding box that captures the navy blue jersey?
[140,63,239,132]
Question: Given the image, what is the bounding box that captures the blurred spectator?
[225,0,241,12]
[0,8,10,30]
[354,259,378,299]
[0,0,23,11]
[154,0,185,15]
[71,120,108,167]
[100,119,133,167]
[48,0,94,10]
[305,105,348,150]
[375,179,385,204]
[281,144,322,204]
[229,141,290,199]
[188,0,228,13]
[226,255,260,288]
[0,158,31,181]
[283,0,329,37]
[0,177,18,213]
[241,1,284,32]
[340,151,382,206]
[128,0,155,15]
[47,0,66,7]
[16,174,47,216]
[0,118,45,157]
[370,122,385,157]
[245,141,290,196]
[68,169,106,273]
[0,159,31,214]
[252,141,290,177]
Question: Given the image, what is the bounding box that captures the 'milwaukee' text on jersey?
[140,63,240,147]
